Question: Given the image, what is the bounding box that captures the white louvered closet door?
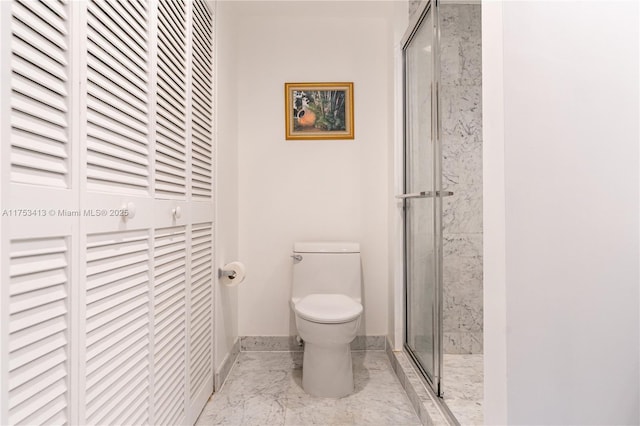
[188,0,214,422]
[1,1,78,424]
[154,0,189,424]
[1,0,215,425]
[81,0,156,423]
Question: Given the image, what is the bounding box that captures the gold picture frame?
[284,82,354,140]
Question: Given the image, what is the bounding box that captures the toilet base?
[302,342,353,398]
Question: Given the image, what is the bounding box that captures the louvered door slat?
[88,1,148,71]
[87,85,148,125]
[156,138,186,165]
[158,84,186,121]
[11,36,66,80]
[11,132,66,162]
[192,94,212,123]
[86,0,150,195]
[189,222,212,404]
[156,144,187,169]
[40,0,67,20]
[156,0,187,199]
[8,237,69,426]
[87,68,147,112]
[85,230,151,425]
[158,30,186,73]
[87,331,147,390]
[86,27,147,87]
[13,78,67,112]
[13,5,67,50]
[12,98,67,128]
[15,0,67,36]
[10,0,70,189]
[85,140,147,169]
[87,97,148,135]
[86,55,146,104]
[86,124,148,156]
[158,93,186,127]
[192,58,212,86]
[163,0,186,36]
[12,59,67,97]
[190,0,213,199]
[154,226,186,425]
[86,146,149,177]
[192,55,212,88]
[104,0,148,44]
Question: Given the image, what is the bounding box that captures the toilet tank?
[292,242,362,302]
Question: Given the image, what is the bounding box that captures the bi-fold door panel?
[81,1,157,425]
[81,3,154,421]
[3,1,76,425]
[187,1,214,421]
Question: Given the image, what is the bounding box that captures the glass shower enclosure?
[399,0,447,396]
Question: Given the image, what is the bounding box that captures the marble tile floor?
[441,353,483,425]
[196,351,422,426]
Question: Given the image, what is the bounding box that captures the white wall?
[214,0,239,371]
[483,1,640,424]
[481,1,507,423]
[227,1,395,337]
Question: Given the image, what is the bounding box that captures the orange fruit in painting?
[297,108,316,127]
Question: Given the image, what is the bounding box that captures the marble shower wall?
[408,0,426,20]
[440,4,483,354]
[406,2,482,354]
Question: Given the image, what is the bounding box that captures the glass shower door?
[401,3,441,393]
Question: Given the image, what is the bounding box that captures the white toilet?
[290,242,363,398]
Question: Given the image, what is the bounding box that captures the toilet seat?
[293,293,362,324]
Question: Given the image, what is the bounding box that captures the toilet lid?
[294,294,363,324]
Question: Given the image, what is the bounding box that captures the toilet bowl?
[290,242,363,398]
[293,294,362,397]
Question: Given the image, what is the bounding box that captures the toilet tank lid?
[293,242,360,253]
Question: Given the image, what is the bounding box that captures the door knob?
[121,202,136,220]
[172,206,182,219]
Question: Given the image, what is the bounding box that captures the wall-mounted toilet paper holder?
[218,268,237,279]
[218,261,246,286]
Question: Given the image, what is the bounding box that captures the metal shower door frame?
[400,0,445,397]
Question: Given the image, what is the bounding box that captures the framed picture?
[284,82,354,140]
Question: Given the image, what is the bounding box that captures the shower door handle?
[395,191,453,199]
[395,191,433,199]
